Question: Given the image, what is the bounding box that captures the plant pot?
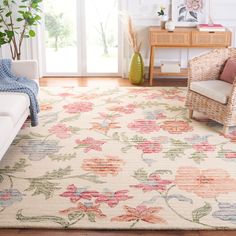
[129,52,144,85]
[160,15,168,29]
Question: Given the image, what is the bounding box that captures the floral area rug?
[1,87,236,230]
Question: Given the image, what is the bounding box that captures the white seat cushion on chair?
[190,80,232,104]
[0,93,30,126]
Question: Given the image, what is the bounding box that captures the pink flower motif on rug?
[90,122,121,134]
[161,120,193,134]
[58,92,74,98]
[160,89,182,96]
[193,142,216,152]
[60,185,132,208]
[60,185,99,203]
[128,120,160,134]
[40,103,53,112]
[136,141,162,154]
[226,131,236,144]
[60,202,106,220]
[75,137,105,153]
[225,153,236,159]
[0,189,23,207]
[128,88,151,94]
[75,93,99,100]
[95,190,133,208]
[49,124,72,139]
[175,166,236,198]
[63,102,93,114]
[111,205,167,226]
[82,156,124,177]
[131,173,173,192]
[108,104,136,114]
[165,95,185,102]
[145,93,162,100]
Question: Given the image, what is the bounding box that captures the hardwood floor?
[1,77,234,236]
[39,77,187,87]
[1,229,236,236]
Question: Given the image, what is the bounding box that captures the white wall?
[127,0,236,69]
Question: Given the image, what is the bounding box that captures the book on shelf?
[197,24,225,32]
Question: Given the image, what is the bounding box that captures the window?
[42,0,120,76]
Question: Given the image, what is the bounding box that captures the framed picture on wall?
[172,0,209,27]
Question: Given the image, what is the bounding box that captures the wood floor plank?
[39,77,187,87]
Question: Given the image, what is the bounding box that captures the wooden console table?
[149,27,232,86]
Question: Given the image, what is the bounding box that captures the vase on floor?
[129,52,144,85]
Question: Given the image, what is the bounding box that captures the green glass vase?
[129,52,144,85]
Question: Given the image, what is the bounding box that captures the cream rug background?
[0,87,236,230]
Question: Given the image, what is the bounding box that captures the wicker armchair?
[185,48,236,134]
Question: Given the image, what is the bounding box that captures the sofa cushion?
[0,93,30,125]
[190,80,232,104]
[219,58,236,84]
[0,116,13,151]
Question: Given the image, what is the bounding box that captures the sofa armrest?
[188,49,231,88]
[12,60,39,85]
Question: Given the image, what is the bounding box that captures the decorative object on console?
[197,24,225,32]
[172,0,208,27]
[165,20,176,32]
[157,5,168,29]
[161,61,181,73]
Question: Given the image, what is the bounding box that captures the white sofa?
[0,60,39,160]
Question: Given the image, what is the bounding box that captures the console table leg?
[149,46,155,86]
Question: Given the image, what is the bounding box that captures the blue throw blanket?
[0,59,39,126]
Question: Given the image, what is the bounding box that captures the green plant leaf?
[5,11,12,17]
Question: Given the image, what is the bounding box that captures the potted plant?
[0,0,42,60]
[157,5,168,29]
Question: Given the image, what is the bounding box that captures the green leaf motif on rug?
[26,179,60,199]
[164,139,192,161]
[133,169,148,182]
[192,202,212,223]
[12,135,32,145]
[130,135,147,143]
[25,167,72,199]
[49,153,77,162]
[16,210,70,228]
[190,152,207,164]
[0,159,29,174]
[68,212,84,221]
[60,114,81,123]
[43,166,72,179]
